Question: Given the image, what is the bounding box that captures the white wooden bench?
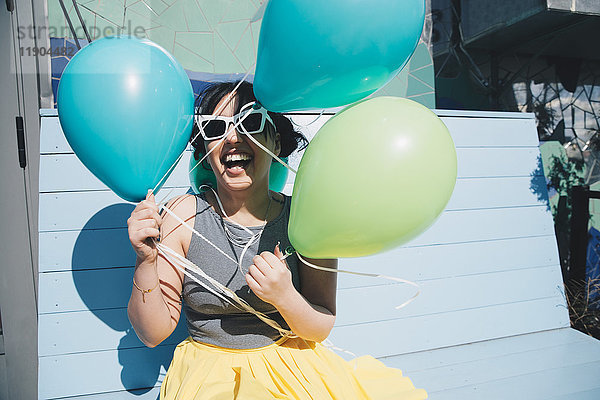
[38,108,600,399]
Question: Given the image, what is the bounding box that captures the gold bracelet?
[133,277,160,303]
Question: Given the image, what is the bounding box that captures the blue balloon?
[254,0,425,112]
[58,35,194,202]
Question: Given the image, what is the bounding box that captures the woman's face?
[204,92,280,192]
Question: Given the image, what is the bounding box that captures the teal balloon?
[189,155,289,193]
[58,35,194,202]
[188,153,218,193]
[254,0,425,112]
[269,158,289,192]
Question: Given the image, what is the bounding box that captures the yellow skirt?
[160,336,428,400]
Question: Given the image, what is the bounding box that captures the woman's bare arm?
[127,193,195,348]
[246,247,338,342]
[277,256,337,342]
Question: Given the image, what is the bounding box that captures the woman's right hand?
[128,190,162,262]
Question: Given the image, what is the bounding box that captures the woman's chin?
[218,169,253,190]
[224,165,248,177]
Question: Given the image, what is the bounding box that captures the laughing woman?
[126,80,428,399]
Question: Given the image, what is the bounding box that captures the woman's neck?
[210,185,274,225]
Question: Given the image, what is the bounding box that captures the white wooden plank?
[382,327,590,373]
[547,387,600,400]
[38,237,561,314]
[338,235,559,289]
[434,109,535,120]
[40,233,559,290]
[40,151,193,193]
[39,147,543,193]
[420,349,600,398]
[445,176,548,211]
[39,111,536,155]
[39,268,133,314]
[39,114,328,155]
[39,157,548,230]
[53,386,161,400]
[39,229,136,272]
[440,117,539,147]
[37,302,568,400]
[38,266,565,356]
[39,310,188,357]
[38,173,555,270]
[39,188,190,232]
[409,206,555,247]
[39,109,57,116]
[418,344,600,399]
[40,115,71,154]
[288,114,329,142]
[288,109,535,120]
[38,260,563,318]
[39,186,553,238]
[38,344,175,399]
[328,297,571,359]
[455,147,541,178]
[335,265,565,326]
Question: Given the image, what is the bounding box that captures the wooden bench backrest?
[38,109,569,398]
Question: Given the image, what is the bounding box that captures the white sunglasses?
[195,102,275,141]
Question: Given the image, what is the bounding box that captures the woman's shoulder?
[159,194,197,254]
[161,193,197,217]
[160,194,197,232]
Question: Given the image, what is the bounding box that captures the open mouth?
[222,152,253,173]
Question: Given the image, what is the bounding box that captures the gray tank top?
[182,191,300,349]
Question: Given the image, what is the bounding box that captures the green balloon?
[189,154,290,193]
[289,97,457,258]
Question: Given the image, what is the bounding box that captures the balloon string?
[290,109,326,129]
[196,184,261,276]
[159,204,239,266]
[321,338,358,359]
[295,253,421,310]
[239,127,297,175]
[159,189,263,279]
[159,200,421,314]
[156,232,356,358]
[155,239,296,338]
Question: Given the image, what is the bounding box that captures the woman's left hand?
[246,244,295,307]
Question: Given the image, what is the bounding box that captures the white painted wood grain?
[37,111,584,399]
[39,151,193,193]
[327,297,570,359]
[38,265,566,357]
[40,114,539,155]
[384,328,600,399]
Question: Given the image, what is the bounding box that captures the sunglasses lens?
[241,112,263,133]
[202,120,226,139]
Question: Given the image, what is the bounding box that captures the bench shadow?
[71,203,186,397]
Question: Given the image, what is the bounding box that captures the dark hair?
[190,80,309,168]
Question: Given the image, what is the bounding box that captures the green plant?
[545,154,585,277]
[546,154,585,222]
